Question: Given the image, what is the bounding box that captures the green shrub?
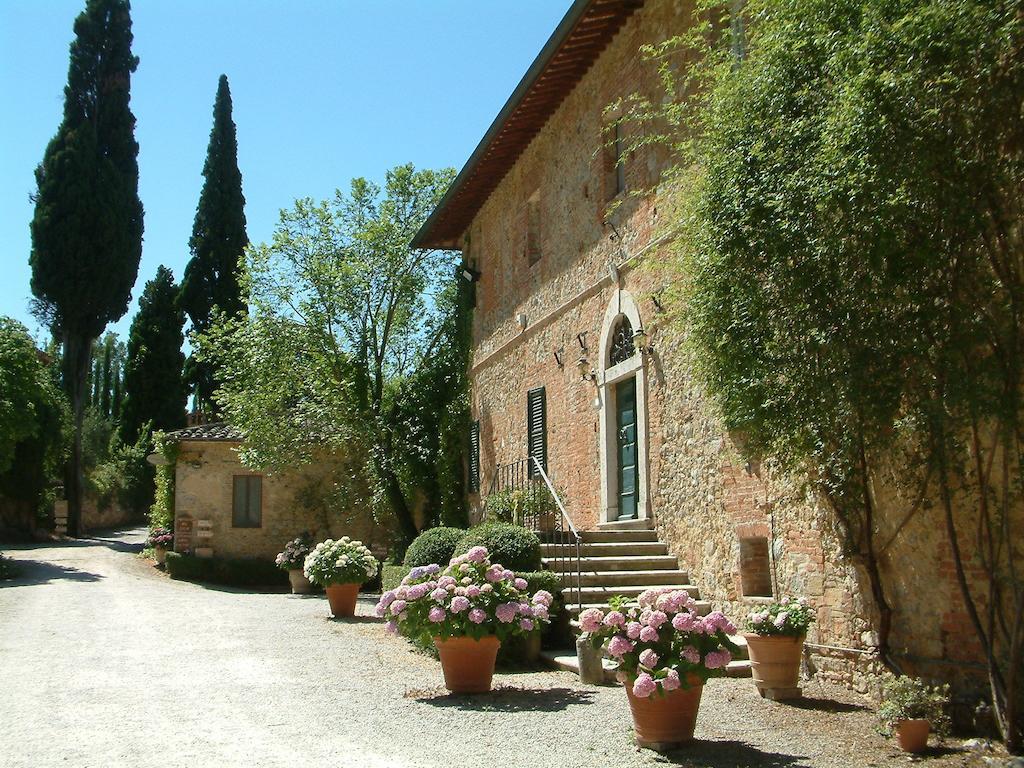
[0,553,19,581]
[878,675,951,734]
[519,570,563,607]
[403,526,465,568]
[164,552,288,588]
[455,522,541,573]
[381,563,408,592]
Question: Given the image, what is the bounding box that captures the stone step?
[580,529,660,543]
[563,584,700,602]
[545,555,680,572]
[540,650,751,680]
[541,541,669,558]
[597,518,654,531]
[564,569,692,587]
[567,599,713,616]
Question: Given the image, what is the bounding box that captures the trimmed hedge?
[403,526,465,568]
[165,552,289,588]
[455,522,541,573]
[381,563,408,593]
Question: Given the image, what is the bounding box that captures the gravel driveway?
[0,529,1002,768]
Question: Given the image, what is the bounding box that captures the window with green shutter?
[469,420,481,493]
[527,387,547,477]
[232,475,262,528]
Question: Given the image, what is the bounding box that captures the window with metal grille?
[526,387,547,477]
[469,420,481,493]
[232,475,262,528]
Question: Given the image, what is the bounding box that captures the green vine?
[148,430,179,530]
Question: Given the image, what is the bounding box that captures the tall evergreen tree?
[179,74,248,416]
[119,266,187,445]
[29,0,143,537]
[100,336,113,418]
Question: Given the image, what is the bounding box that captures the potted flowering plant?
[303,537,379,617]
[146,527,174,565]
[581,588,738,749]
[743,596,814,699]
[376,545,553,693]
[276,534,313,594]
[878,675,950,753]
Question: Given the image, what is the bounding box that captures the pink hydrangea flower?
[579,608,604,633]
[647,610,668,629]
[496,603,518,623]
[460,578,472,586]
[466,546,488,563]
[468,608,487,624]
[428,607,446,623]
[455,587,468,597]
[681,645,700,664]
[390,599,407,615]
[438,576,457,588]
[430,588,448,602]
[626,621,642,640]
[379,590,397,607]
[532,605,549,621]
[773,612,789,628]
[704,649,732,669]
[531,590,553,607]
[672,612,698,632]
[639,649,659,668]
[639,626,659,643]
[662,668,681,691]
[485,565,504,582]
[514,578,528,590]
[480,583,493,593]
[603,611,626,628]
[517,602,532,615]
[607,635,634,657]
[407,584,429,600]
[384,620,398,634]
[450,596,471,613]
[632,672,657,698]
[519,618,534,631]
[466,585,481,599]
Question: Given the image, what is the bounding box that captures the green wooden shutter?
[527,386,547,477]
[469,420,481,493]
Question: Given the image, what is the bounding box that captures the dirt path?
[0,530,1004,768]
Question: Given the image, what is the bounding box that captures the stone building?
[167,423,391,561]
[413,0,1001,696]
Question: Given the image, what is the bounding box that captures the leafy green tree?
[0,318,68,536]
[198,164,462,553]
[100,334,113,418]
[655,0,1022,749]
[119,265,186,445]
[29,0,143,537]
[179,74,248,416]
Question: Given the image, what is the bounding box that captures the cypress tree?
[29,0,143,536]
[119,266,187,445]
[100,336,113,418]
[179,74,248,416]
[111,360,122,422]
[91,356,102,408]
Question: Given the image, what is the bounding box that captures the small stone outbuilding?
[167,423,391,562]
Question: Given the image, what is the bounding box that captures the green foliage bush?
[403,526,465,568]
[455,523,541,573]
[89,430,153,515]
[380,564,408,593]
[164,552,288,588]
[878,675,951,733]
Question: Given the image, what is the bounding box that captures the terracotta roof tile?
[167,422,244,443]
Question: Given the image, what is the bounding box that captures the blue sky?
[0,1,570,344]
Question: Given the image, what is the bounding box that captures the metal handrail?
[482,456,583,615]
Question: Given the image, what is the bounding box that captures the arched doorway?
[597,289,649,523]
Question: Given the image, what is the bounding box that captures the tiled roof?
[411,0,644,250]
[167,422,244,442]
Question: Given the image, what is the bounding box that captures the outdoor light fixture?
[633,326,653,355]
[460,264,481,283]
[553,347,565,368]
[576,331,588,351]
[577,355,596,382]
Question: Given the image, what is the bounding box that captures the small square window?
[604,121,626,201]
[232,475,262,528]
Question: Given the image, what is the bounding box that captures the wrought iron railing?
[483,456,583,614]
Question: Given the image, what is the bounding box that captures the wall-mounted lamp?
[576,331,588,352]
[553,347,565,368]
[577,355,596,382]
[460,264,481,283]
[633,326,654,355]
[651,290,665,313]
[516,312,528,330]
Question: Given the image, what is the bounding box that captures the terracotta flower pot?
[744,633,804,697]
[154,546,167,566]
[625,674,704,749]
[433,635,501,694]
[895,719,930,753]
[288,569,311,594]
[325,582,360,617]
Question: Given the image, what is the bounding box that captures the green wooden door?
[616,377,638,520]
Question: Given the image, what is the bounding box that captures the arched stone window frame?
[597,287,650,523]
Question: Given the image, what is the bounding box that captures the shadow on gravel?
[327,615,381,625]
[780,696,869,714]
[42,526,145,555]
[660,740,812,768]
[0,558,104,587]
[412,685,596,712]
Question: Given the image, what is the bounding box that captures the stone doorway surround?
[597,287,650,524]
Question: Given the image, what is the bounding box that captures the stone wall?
[460,0,1012,702]
[172,441,392,562]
